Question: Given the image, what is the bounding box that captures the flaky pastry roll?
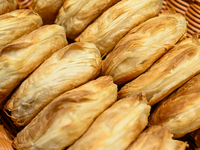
[127,125,187,150]
[119,36,200,106]
[0,0,17,15]
[13,76,117,150]
[76,0,163,56]
[0,9,43,51]
[101,9,187,85]
[68,93,150,150]
[149,72,200,138]
[0,25,67,105]
[4,42,102,126]
[32,0,66,24]
[55,0,120,39]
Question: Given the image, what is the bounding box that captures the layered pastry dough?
[76,0,163,56]
[191,128,200,148]
[32,0,66,24]
[119,36,200,106]
[0,0,17,15]
[4,42,102,126]
[55,0,120,39]
[127,125,187,150]
[0,25,67,105]
[0,9,43,51]
[149,73,200,138]
[68,93,150,150]
[101,9,187,85]
[13,76,118,150]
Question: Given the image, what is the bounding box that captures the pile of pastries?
[0,0,200,149]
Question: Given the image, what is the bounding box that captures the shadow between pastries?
[32,0,66,24]
[191,128,200,148]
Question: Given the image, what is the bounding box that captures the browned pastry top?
[16,0,33,9]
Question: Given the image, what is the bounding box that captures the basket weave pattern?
[162,0,200,37]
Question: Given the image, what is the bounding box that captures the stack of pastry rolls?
[0,0,200,149]
[0,24,67,107]
[101,9,187,85]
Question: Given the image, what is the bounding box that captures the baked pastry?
[0,24,67,105]
[68,93,150,150]
[127,125,187,150]
[4,42,102,126]
[76,0,163,56]
[149,72,200,138]
[0,0,17,15]
[0,125,13,150]
[191,128,200,148]
[16,0,33,9]
[32,0,66,24]
[101,9,187,85]
[0,9,43,51]
[13,76,118,150]
[119,36,200,106]
[55,0,120,39]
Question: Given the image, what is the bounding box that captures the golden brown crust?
[32,0,66,24]
[68,93,151,150]
[0,9,43,51]
[16,0,33,9]
[101,9,187,85]
[127,125,187,150]
[0,0,17,15]
[0,25,67,105]
[127,125,171,150]
[4,42,102,126]
[75,0,163,56]
[13,76,117,150]
[55,0,121,39]
[119,36,200,106]
[149,72,200,138]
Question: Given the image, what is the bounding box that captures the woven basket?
[162,0,200,37]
